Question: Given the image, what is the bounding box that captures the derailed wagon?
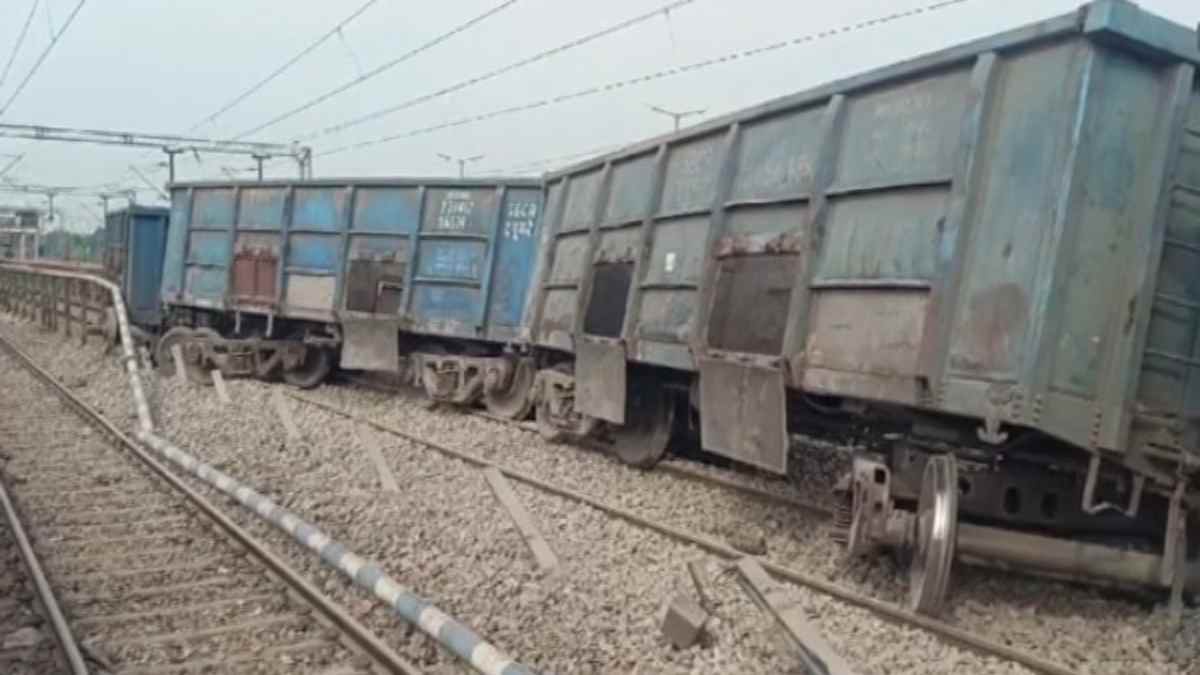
[527,0,1200,612]
[158,177,544,396]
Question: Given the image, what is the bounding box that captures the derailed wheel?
[283,345,333,389]
[607,378,674,469]
[484,358,536,420]
[909,453,958,615]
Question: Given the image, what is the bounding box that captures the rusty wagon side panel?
[162,178,543,359]
[527,0,1200,474]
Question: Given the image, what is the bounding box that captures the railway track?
[0,338,420,675]
[297,383,1079,675]
[1,472,87,675]
[342,373,835,518]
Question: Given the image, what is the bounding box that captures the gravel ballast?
[1,313,1195,675]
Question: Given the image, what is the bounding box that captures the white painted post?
[170,344,188,385]
[211,369,231,404]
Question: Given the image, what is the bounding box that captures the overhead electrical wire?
[186,0,383,133]
[476,143,628,176]
[296,0,700,142]
[234,0,522,139]
[0,0,88,118]
[315,0,973,159]
[0,1,39,92]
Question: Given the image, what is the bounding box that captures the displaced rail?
[290,390,1081,675]
[0,470,88,674]
[343,373,836,518]
[0,334,421,675]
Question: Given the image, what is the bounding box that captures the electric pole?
[647,104,706,131]
[437,153,484,178]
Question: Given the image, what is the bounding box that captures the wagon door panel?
[696,107,822,466]
[699,358,788,474]
[345,187,420,317]
[706,205,808,356]
[485,188,543,338]
[410,188,499,335]
[803,188,945,403]
[182,188,235,307]
[284,188,344,320]
[231,187,285,310]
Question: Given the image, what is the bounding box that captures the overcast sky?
[0,0,1195,232]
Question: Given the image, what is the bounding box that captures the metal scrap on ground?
[736,557,858,675]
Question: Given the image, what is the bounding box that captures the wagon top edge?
[545,0,1199,181]
[108,205,170,217]
[167,176,544,191]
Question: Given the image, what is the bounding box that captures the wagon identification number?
[437,192,476,231]
[504,201,539,241]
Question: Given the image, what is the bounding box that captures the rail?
[299,388,1082,675]
[0,472,89,674]
[0,262,535,675]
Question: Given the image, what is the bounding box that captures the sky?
[0,0,1195,233]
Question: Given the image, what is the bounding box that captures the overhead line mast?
[0,122,313,181]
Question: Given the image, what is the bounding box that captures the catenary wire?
[296,0,701,142]
[0,1,40,92]
[0,0,88,118]
[315,0,972,158]
[233,0,522,139]
[187,0,383,133]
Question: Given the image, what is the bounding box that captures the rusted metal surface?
[736,558,859,675]
[575,336,626,424]
[698,356,787,474]
[165,178,542,343]
[528,1,1200,478]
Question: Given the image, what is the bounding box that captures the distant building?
[0,208,41,260]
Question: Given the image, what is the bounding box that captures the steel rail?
[0,472,89,674]
[342,373,836,518]
[292,392,1081,675]
[0,333,424,675]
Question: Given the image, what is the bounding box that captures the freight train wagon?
[157,178,545,394]
[522,0,1200,613]
[104,205,171,329]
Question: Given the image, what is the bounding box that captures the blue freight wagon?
[523,0,1200,612]
[158,178,544,392]
[104,205,171,329]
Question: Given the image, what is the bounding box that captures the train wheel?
[184,328,221,387]
[484,358,536,420]
[535,395,570,443]
[283,345,333,389]
[155,327,192,379]
[909,454,958,616]
[608,379,674,469]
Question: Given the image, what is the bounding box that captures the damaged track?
[0,335,419,675]
[293,388,1079,675]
